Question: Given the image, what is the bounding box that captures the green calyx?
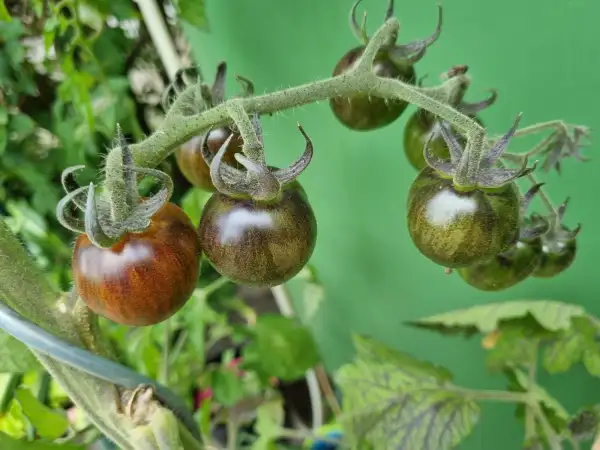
[425,114,537,191]
[200,113,314,202]
[545,196,582,243]
[517,183,550,242]
[349,0,443,67]
[55,125,174,248]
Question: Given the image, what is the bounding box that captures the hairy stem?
[103,17,482,195]
[226,100,264,163]
[531,403,562,450]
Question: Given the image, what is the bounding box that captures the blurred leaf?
[241,315,320,382]
[336,335,477,450]
[0,1,10,22]
[87,0,138,19]
[353,334,453,382]
[211,368,247,407]
[8,114,36,142]
[43,17,59,52]
[409,300,585,336]
[486,322,543,372]
[0,18,23,41]
[543,329,586,373]
[583,345,600,377]
[0,331,42,373]
[14,388,69,440]
[0,400,28,439]
[181,188,212,226]
[175,0,208,29]
[0,432,84,449]
[252,397,284,450]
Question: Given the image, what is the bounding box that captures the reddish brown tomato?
[72,203,201,326]
[198,181,317,286]
[330,47,416,131]
[175,127,243,191]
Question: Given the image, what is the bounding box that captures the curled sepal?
[120,167,174,233]
[519,184,550,241]
[60,165,87,211]
[209,124,315,202]
[84,183,120,248]
[556,197,582,240]
[459,89,498,117]
[56,185,90,234]
[117,124,139,210]
[234,75,255,97]
[211,62,227,105]
[388,6,443,64]
[349,0,369,44]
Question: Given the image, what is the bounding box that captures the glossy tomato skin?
[175,127,243,191]
[330,47,416,131]
[403,112,483,171]
[72,203,201,326]
[407,167,520,268]
[457,237,543,291]
[533,229,577,278]
[198,181,317,286]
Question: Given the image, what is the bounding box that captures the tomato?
[175,127,243,192]
[72,202,201,326]
[403,112,485,171]
[457,237,542,291]
[406,166,520,268]
[330,47,417,131]
[533,226,578,278]
[198,181,317,286]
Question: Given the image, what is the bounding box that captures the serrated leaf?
[175,0,208,29]
[14,388,69,439]
[335,351,478,450]
[485,324,541,372]
[543,329,586,374]
[353,335,453,383]
[409,300,585,335]
[241,315,320,382]
[0,331,42,373]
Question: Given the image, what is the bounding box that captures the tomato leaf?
[241,314,320,382]
[251,397,284,449]
[335,334,478,450]
[14,388,70,439]
[0,432,84,449]
[409,300,585,336]
[543,317,598,374]
[0,331,42,373]
[173,0,208,30]
[485,323,541,372]
[0,1,11,22]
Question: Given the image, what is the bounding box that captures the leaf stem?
[531,402,562,450]
[525,347,538,443]
[202,276,230,297]
[448,387,530,403]
[226,420,238,450]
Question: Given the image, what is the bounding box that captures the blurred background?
[1,0,599,448]
[184,0,600,448]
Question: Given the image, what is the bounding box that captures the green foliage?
[173,0,208,30]
[336,335,479,450]
[14,388,70,440]
[0,433,84,450]
[241,314,321,382]
[0,332,42,373]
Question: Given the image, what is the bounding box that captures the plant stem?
[448,387,530,403]
[226,420,238,450]
[531,403,562,450]
[203,276,230,297]
[160,319,171,386]
[525,349,538,443]
[103,17,482,195]
[489,120,567,142]
[526,173,558,217]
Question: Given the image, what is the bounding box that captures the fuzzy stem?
[526,173,559,217]
[226,100,264,163]
[531,403,562,450]
[103,18,482,195]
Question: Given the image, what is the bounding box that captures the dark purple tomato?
[175,127,243,192]
[72,202,201,326]
[330,47,416,131]
[406,167,520,268]
[198,181,317,286]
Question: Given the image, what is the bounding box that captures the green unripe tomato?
[457,237,543,291]
[406,167,521,268]
[533,228,577,278]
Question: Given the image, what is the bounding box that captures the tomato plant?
[329,1,442,130]
[72,202,201,326]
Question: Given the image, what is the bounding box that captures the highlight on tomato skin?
[72,202,202,326]
[198,181,317,287]
[533,229,577,278]
[175,127,243,192]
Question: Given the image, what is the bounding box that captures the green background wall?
[185,1,600,448]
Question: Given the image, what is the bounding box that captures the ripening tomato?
[198,181,317,286]
[406,167,520,268]
[330,48,416,131]
[175,127,243,192]
[533,227,577,278]
[457,237,543,291]
[72,202,201,326]
[403,111,484,171]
